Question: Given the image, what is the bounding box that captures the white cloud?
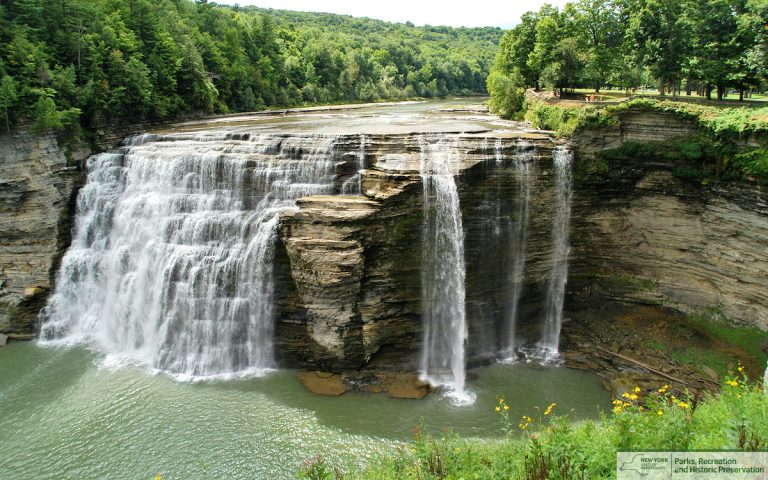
[219,0,571,28]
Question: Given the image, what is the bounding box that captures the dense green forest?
[488,0,768,117]
[0,0,501,132]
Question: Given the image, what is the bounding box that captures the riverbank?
[303,372,767,479]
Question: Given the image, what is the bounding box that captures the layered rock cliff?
[277,133,558,373]
[0,131,87,335]
[569,110,768,332]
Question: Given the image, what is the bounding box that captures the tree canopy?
[489,0,768,115]
[0,0,502,132]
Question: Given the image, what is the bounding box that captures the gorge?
[1,99,767,477]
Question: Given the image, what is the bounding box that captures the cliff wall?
[0,130,88,334]
[569,110,768,332]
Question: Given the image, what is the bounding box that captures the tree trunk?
[717,85,724,101]
[706,85,712,100]
[659,78,665,96]
[739,85,744,102]
[686,77,692,96]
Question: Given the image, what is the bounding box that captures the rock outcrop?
[0,130,87,334]
[277,133,559,372]
[569,110,768,332]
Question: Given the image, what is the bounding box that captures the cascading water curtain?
[502,141,535,361]
[537,146,574,360]
[418,135,474,404]
[39,133,339,380]
[341,134,367,194]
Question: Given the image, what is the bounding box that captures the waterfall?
[536,146,573,359]
[341,135,366,194]
[39,133,339,380]
[418,136,474,404]
[501,141,535,361]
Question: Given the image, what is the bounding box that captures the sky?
[220,0,571,29]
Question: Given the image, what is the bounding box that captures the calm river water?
[0,342,609,479]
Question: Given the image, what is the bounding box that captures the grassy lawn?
[565,88,768,108]
[571,88,632,102]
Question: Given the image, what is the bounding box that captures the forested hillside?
[0,0,501,132]
[488,0,768,117]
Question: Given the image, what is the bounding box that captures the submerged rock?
[298,371,347,396]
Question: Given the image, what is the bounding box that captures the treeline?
[0,0,501,132]
[488,0,768,117]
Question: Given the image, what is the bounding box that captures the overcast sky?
[220,0,571,28]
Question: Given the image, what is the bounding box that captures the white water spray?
[341,135,367,194]
[39,133,339,380]
[535,146,573,360]
[501,141,535,361]
[418,136,474,404]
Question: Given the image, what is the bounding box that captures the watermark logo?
[617,452,768,479]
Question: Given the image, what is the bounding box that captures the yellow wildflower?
[623,402,631,408]
[495,406,501,412]
[633,386,641,393]
[455,448,461,453]
[738,365,744,373]
[503,405,509,411]
[621,392,631,399]
[727,380,739,387]
[657,410,663,416]
[658,385,669,394]
[612,399,623,406]
[544,403,556,415]
[156,476,161,480]
[613,406,623,414]
[678,401,689,409]
[499,398,505,404]
[629,394,638,401]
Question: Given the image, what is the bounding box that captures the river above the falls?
[155,98,548,137]
[1,342,609,478]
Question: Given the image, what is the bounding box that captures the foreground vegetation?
[0,0,500,133]
[300,370,767,479]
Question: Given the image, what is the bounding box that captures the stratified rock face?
[0,131,85,334]
[278,133,559,371]
[572,110,699,159]
[570,110,768,332]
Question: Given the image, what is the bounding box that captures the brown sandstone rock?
[380,373,431,399]
[297,371,348,396]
